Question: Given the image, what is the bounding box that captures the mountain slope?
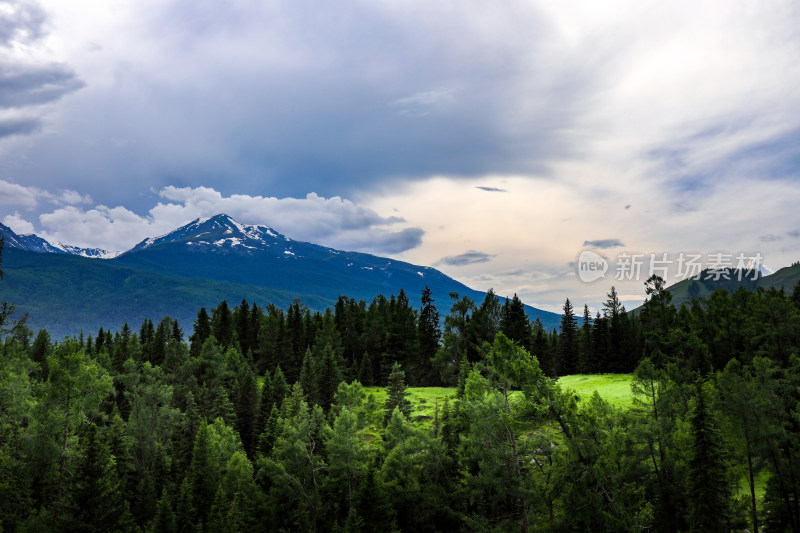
[664,264,800,308]
[1,214,562,336]
[1,222,118,258]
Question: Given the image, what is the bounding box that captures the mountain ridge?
[0,214,562,337]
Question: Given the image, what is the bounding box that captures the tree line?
[2,249,800,530]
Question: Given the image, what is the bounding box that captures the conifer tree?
[148,487,177,533]
[357,351,375,386]
[61,423,127,532]
[300,348,319,405]
[252,370,273,451]
[578,304,593,373]
[687,381,731,532]
[189,422,216,525]
[271,365,289,409]
[211,300,235,349]
[317,343,343,411]
[500,294,530,349]
[384,362,411,421]
[418,286,442,382]
[190,308,211,357]
[558,298,579,375]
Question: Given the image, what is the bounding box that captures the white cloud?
[24,184,423,253]
[2,211,34,233]
[0,178,93,208]
[0,179,39,206]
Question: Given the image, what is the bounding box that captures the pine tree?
[558,298,579,375]
[252,370,273,452]
[687,381,731,532]
[300,348,319,405]
[190,307,211,357]
[418,286,442,383]
[61,423,127,532]
[271,365,289,409]
[578,304,593,373]
[355,458,397,532]
[234,366,258,456]
[500,294,530,349]
[317,343,343,411]
[357,351,375,386]
[211,300,235,349]
[148,487,177,533]
[189,422,216,525]
[256,404,281,457]
[384,362,411,421]
[175,477,196,533]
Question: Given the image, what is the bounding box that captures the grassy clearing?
[736,470,770,499]
[556,374,635,408]
[365,386,457,425]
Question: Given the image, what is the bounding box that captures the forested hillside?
[3,236,800,530]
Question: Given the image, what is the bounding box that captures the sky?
[1,0,800,314]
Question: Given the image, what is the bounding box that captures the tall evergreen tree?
[578,304,593,373]
[384,362,411,421]
[317,343,343,411]
[60,423,127,532]
[500,294,530,350]
[418,286,442,383]
[687,381,731,532]
[190,307,211,357]
[211,300,235,349]
[558,298,579,376]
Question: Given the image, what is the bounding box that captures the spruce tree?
[384,362,411,421]
[558,298,579,375]
[578,304,593,373]
[62,423,127,532]
[317,343,343,411]
[500,294,530,349]
[357,351,375,386]
[299,348,319,405]
[418,286,442,382]
[270,365,289,409]
[687,381,731,532]
[211,300,235,349]
[190,308,211,357]
[148,487,177,533]
[189,422,216,525]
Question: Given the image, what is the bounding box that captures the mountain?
[662,264,800,308]
[0,214,562,337]
[1,222,119,258]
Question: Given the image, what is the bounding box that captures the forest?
[2,244,800,531]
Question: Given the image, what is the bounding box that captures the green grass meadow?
[556,374,635,408]
[361,374,636,426]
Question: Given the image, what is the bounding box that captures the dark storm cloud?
[583,239,624,249]
[0,63,84,109]
[476,186,508,193]
[0,1,84,143]
[5,0,591,207]
[0,116,41,138]
[440,250,494,266]
[363,227,425,255]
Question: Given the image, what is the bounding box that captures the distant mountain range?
[0,214,562,338]
[663,263,800,308]
[1,223,119,258]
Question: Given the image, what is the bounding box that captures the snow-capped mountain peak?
[127,214,286,255]
[0,223,120,258]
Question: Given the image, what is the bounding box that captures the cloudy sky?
[1,0,799,313]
